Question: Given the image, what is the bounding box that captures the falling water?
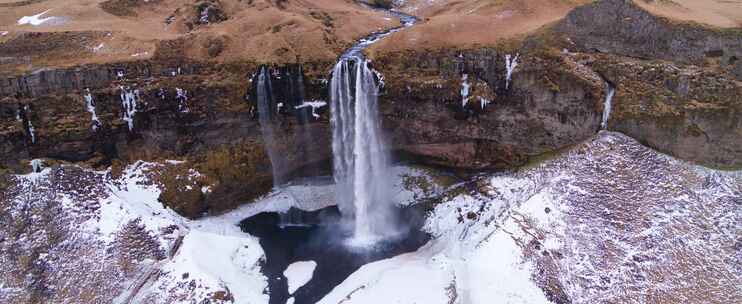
[119,86,139,131]
[84,89,101,131]
[331,58,394,244]
[505,53,519,90]
[256,66,287,186]
[601,83,616,130]
[329,10,417,245]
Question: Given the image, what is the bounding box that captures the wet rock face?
[0,60,333,215]
[375,48,604,169]
[556,0,742,79]
[589,55,742,169]
[549,0,742,169]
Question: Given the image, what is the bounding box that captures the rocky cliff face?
[552,0,742,168]
[556,0,742,79]
[1,0,741,217]
[374,48,604,169]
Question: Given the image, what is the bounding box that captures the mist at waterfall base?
[241,58,429,304]
[330,58,406,246]
[240,205,428,304]
[240,9,425,303]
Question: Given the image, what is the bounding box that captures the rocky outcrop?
[551,0,742,168]
[375,48,604,169]
[0,60,332,215]
[2,0,741,217]
[588,54,742,169]
[556,0,742,79]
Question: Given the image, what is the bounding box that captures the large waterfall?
[327,10,417,245]
[330,58,394,244]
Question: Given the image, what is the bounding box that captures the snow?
[284,261,317,294]
[95,162,185,243]
[148,231,268,304]
[5,132,738,303]
[319,175,551,304]
[294,100,327,119]
[30,159,43,173]
[17,10,60,26]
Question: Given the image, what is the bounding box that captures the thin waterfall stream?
[601,82,616,130]
[241,7,426,304]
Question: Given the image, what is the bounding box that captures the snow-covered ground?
[284,261,318,294]
[318,132,742,303]
[0,161,449,304]
[17,10,65,26]
[1,132,739,303]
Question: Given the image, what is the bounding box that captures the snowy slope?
[318,131,742,304]
[2,132,739,303]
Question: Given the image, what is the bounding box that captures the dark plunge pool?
[239,205,429,304]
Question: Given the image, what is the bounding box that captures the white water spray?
[28,121,36,144]
[505,53,519,90]
[601,83,616,130]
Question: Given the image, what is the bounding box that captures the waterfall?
[119,86,139,131]
[20,105,36,144]
[505,53,519,90]
[330,58,394,244]
[601,83,616,130]
[460,74,471,107]
[256,66,287,186]
[84,88,101,131]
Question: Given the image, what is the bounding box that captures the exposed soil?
[0,0,398,73]
[2,0,740,73]
[368,0,590,56]
[636,0,742,28]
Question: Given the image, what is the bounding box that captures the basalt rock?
[588,54,742,169]
[551,0,742,168]
[0,60,329,215]
[555,0,742,80]
[3,0,742,216]
[374,48,604,169]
